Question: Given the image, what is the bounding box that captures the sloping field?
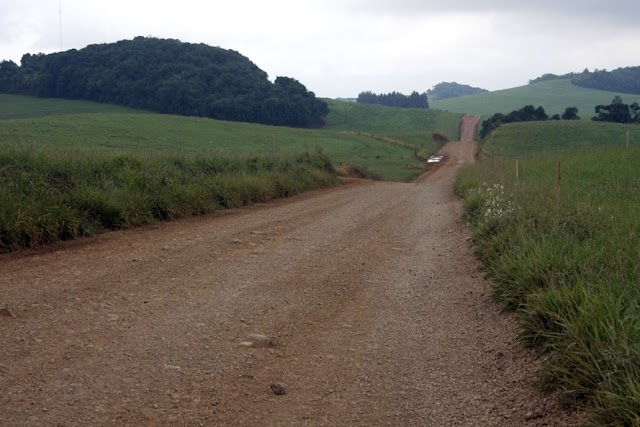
[1,95,464,182]
[431,79,640,117]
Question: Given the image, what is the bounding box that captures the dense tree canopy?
[427,82,488,101]
[0,37,328,128]
[356,91,429,109]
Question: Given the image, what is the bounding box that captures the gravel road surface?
[0,115,581,426]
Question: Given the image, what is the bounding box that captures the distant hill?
[529,66,640,95]
[430,79,640,117]
[0,37,328,128]
[427,82,488,101]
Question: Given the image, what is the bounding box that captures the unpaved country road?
[1,116,580,426]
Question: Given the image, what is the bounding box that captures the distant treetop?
[0,37,329,128]
[427,82,488,101]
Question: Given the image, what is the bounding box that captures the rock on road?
[0,115,580,426]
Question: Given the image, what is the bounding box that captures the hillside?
[530,66,640,95]
[0,37,327,128]
[431,79,640,117]
[0,95,466,182]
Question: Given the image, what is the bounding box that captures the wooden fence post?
[556,161,561,211]
[516,159,519,183]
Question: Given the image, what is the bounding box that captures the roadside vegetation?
[0,145,338,253]
[457,120,640,424]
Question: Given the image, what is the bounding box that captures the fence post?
[556,161,561,211]
[627,129,630,149]
[516,159,519,183]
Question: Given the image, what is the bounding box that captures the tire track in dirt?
[0,116,581,426]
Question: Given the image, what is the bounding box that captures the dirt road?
[1,116,579,426]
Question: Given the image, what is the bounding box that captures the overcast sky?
[1,0,639,98]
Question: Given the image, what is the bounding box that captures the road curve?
[0,116,580,426]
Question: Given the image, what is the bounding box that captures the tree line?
[593,96,640,124]
[480,97,640,139]
[0,37,329,128]
[356,91,429,109]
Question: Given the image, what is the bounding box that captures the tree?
[592,96,633,123]
[0,60,18,92]
[561,106,580,120]
[0,37,329,128]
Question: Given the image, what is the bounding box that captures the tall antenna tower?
[59,0,63,51]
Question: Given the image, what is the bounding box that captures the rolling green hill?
[431,79,640,118]
[0,95,464,182]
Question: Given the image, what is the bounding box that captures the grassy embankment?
[456,120,640,425]
[432,79,640,118]
[0,94,461,252]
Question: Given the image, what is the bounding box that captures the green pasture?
[1,112,426,182]
[481,120,640,158]
[0,93,142,120]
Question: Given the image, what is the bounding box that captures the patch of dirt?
[0,116,583,426]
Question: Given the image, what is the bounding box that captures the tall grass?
[457,146,640,424]
[0,145,338,253]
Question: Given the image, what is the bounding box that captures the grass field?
[431,79,640,118]
[480,120,640,157]
[324,99,462,139]
[0,112,427,182]
[457,120,640,425]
